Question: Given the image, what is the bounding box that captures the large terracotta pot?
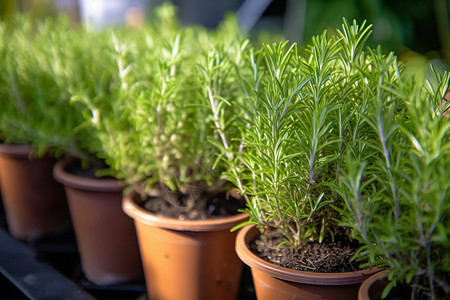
[235,224,382,300]
[0,143,69,242]
[358,270,389,300]
[53,158,142,285]
[122,192,249,300]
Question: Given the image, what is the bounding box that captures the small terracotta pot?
[53,158,142,285]
[122,192,249,300]
[358,270,389,300]
[0,143,69,241]
[236,224,383,300]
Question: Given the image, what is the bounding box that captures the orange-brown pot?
[53,158,142,285]
[122,192,249,300]
[236,224,382,300]
[358,270,389,300]
[0,143,69,242]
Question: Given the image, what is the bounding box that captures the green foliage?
[70,3,248,195]
[0,14,83,157]
[0,0,15,22]
[69,3,192,187]
[0,13,126,165]
[337,36,450,298]
[196,24,251,196]
[209,19,375,246]
[3,11,448,297]
[302,0,447,64]
[0,2,249,190]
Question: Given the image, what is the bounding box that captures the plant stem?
[207,86,232,160]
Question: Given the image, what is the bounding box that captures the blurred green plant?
[0,14,83,157]
[0,0,15,22]
[71,3,249,203]
[256,0,450,84]
[336,41,450,299]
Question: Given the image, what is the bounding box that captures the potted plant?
[336,51,450,300]
[0,12,142,283]
[0,14,73,242]
[73,4,249,299]
[227,20,383,299]
[48,22,143,285]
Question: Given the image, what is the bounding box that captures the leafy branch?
[338,43,450,299]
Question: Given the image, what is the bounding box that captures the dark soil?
[250,227,366,273]
[381,278,449,300]
[65,158,114,179]
[66,158,246,220]
[381,283,413,300]
[139,187,246,220]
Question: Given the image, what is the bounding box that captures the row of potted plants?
[0,3,449,299]
[0,10,143,285]
[0,4,249,297]
[0,12,74,242]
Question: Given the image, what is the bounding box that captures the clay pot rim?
[122,191,249,232]
[0,143,34,157]
[236,224,383,286]
[358,270,389,300]
[53,157,123,192]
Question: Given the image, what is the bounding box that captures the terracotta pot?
[53,158,142,285]
[0,143,70,242]
[122,192,249,300]
[235,224,383,300]
[358,270,389,300]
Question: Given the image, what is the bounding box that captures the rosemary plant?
[338,50,450,299]
[66,25,135,171]
[0,15,83,157]
[69,5,182,182]
[68,3,205,179]
[74,3,248,208]
[216,19,374,247]
[196,20,251,198]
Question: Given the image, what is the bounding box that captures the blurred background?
[1,0,449,80]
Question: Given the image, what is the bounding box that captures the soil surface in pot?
[250,227,366,273]
[65,159,114,179]
[380,279,449,300]
[381,283,413,300]
[139,186,246,220]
